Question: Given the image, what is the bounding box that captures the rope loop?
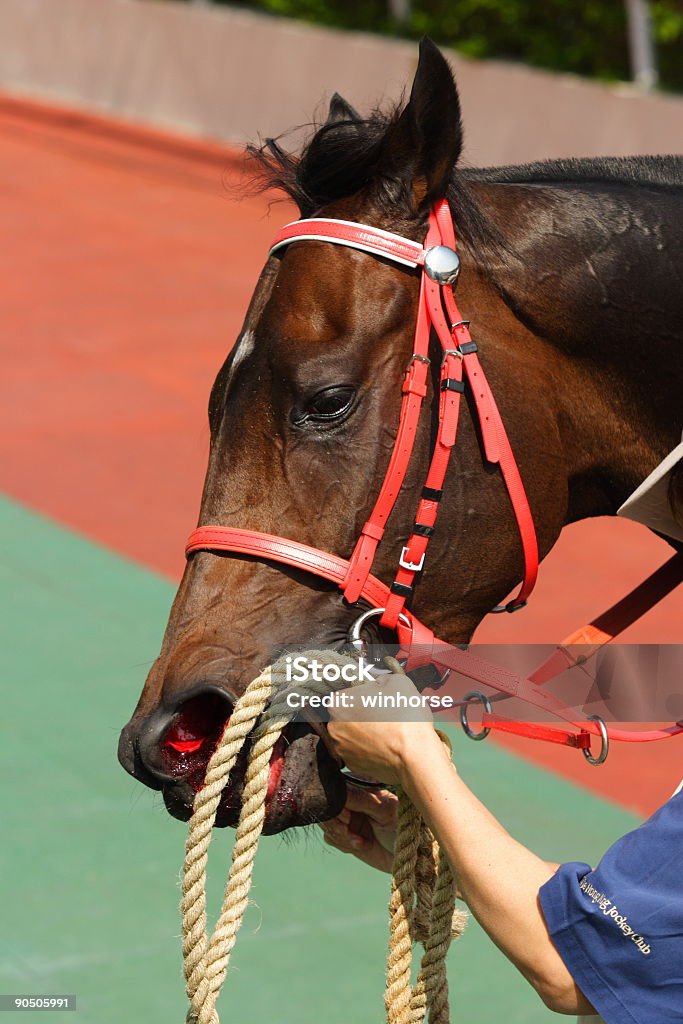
[181,651,466,1024]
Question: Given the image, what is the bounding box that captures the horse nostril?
[159,690,234,778]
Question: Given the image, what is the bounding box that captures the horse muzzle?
[118,687,346,834]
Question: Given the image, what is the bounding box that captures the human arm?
[395,732,595,1014]
[323,675,596,1015]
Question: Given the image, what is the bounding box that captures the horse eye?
[294,386,356,426]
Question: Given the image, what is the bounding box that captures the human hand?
[324,672,439,786]
[320,785,398,873]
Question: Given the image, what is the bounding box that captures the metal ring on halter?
[460,690,492,741]
[490,599,528,614]
[347,607,412,654]
[582,715,609,766]
[450,319,470,330]
[341,607,412,789]
[441,348,464,366]
[341,769,387,791]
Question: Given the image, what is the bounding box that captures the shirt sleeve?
[539,788,683,1024]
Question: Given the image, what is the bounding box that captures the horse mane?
[246,106,509,266]
[246,109,398,217]
[466,155,683,190]
[246,105,682,274]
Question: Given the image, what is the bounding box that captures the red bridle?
[185,199,683,756]
[187,199,538,651]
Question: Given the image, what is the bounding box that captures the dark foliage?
[214,0,683,94]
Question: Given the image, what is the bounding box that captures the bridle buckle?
[399,546,425,573]
[441,347,464,367]
[407,353,431,368]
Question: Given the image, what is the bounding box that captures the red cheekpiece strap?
[272,202,539,612]
[342,217,440,607]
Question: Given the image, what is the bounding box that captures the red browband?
[186,200,683,755]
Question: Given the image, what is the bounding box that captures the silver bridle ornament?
[423,245,461,285]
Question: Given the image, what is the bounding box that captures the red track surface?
[1,96,680,815]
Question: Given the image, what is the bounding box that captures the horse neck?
[467,178,683,524]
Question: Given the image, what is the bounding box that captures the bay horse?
[118,38,683,834]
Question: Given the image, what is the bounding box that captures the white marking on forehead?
[225,329,255,389]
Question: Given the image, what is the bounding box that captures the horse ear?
[380,37,463,209]
[326,92,361,125]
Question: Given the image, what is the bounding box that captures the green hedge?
[215,0,683,93]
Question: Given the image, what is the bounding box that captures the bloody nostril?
[161,692,233,775]
[166,737,204,754]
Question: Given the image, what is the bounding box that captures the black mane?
[246,107,505,261]
[247,107,682,267]
[465,155,683,189]
[247,109,399,218]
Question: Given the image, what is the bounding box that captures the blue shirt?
[539,786,683,1023]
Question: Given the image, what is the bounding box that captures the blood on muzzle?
[160,691,233,779]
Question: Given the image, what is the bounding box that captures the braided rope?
[181,651,466,1024]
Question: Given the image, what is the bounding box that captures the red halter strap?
[188,200,539,633]
[184,202,683,752]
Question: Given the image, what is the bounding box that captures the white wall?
[1,0,682,165]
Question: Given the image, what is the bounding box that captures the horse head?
[118,38,683,833]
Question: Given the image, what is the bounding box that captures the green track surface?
[0,496,640,1023]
